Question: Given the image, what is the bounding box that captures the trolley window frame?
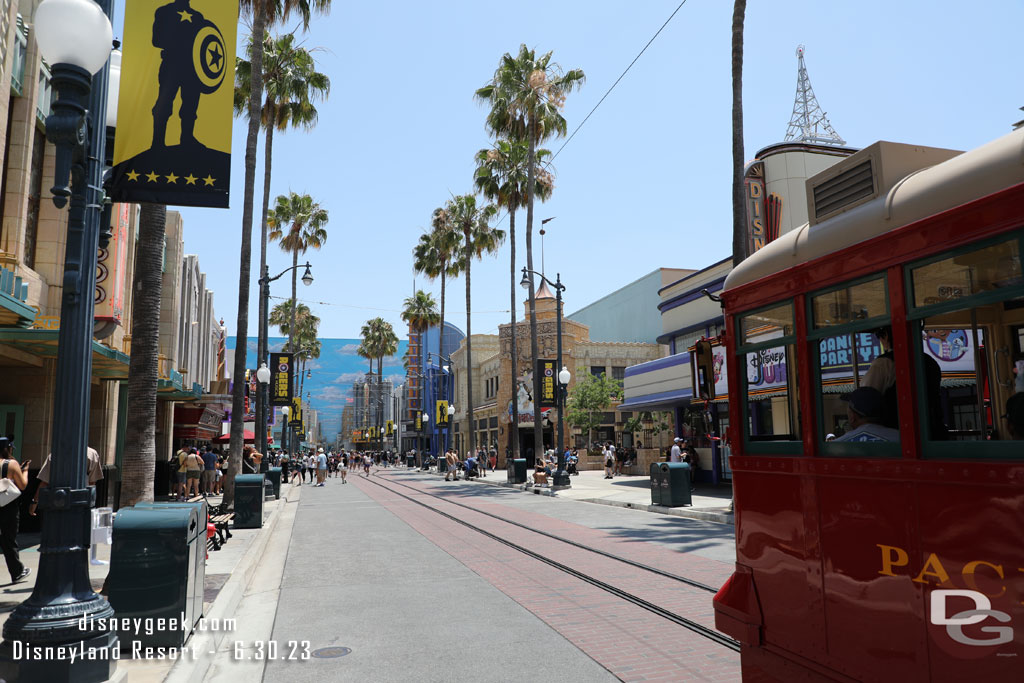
[736,301,803,455]
[905,229,1024,460]
[806,273,900,458]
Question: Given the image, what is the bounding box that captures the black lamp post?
[0,0,117,679]
[520,268,571,488]
[256,261,312,463]
[427,352,454,453]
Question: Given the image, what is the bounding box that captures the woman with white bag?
[0,437,30,583]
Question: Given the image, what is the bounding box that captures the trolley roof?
[723,127,1024,293]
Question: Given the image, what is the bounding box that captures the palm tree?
[446,195,503,455]
[412,210,462,370]
[122,203,167,506]
[731,1,748,266]
[474,139,553,460]
[228,0,331,507]
[267,192,328,361]
[357,341,373,374]
[235,30,329,459]
[401,290,440,424]
[360,318,398,451]
[475,45,584,454]
[269,299,313,342]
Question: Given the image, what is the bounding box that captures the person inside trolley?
[862,325,947,439]
[835,387,900,442]
[1005,392,1024,440]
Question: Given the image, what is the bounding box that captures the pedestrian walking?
[362,453,372,477]
[201,446,217,495]
[316,448,328,486]
[603,443,614,479]
[174,446,188,500]
[0,437,30,584]
[340,452,348,484]
[183,448,203,497]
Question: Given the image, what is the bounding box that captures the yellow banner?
[436,400,449,426]
[109,0,237,208]
[386,420,394,437]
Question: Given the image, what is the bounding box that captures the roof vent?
[807,141,962,226]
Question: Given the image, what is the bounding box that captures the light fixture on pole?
[520,266,570,488]
[255,363,271,470]
[257,261,313,467]
[0,0,117,678]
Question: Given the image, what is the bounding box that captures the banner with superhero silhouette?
[108,0,238,208]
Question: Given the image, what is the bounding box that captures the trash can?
[438,457,448,474]
[107,506,201,648]
[650,463,663,506]
[508,458,527,484]
[660,462,692,507]
[267,467,282,499]
[133,500,208,624]
[235,474,265,528]
[406,454,416,468]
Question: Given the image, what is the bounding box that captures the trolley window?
[907,231,1024,459]
[737,302,802,453]
[807,275,899,457]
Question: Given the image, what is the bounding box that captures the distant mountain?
[227,336,408,440]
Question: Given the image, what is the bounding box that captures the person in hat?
[669,437,682,463]
[835,387,900,442]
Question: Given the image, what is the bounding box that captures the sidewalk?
[0,486,297,683]
[420,465,735,524]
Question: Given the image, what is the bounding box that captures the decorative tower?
[784,45,845,146]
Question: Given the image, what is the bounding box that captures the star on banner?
[184,174,198,185]
[145,171,159,182]
[125,170,140,181]
[203,175,216,186]
[165,172,179,184]
[178,9,192,22]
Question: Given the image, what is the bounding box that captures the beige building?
[450,282,662,469]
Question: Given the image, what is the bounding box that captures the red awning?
[213,430,255,443]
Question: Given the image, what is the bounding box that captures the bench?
[210,512,234,547]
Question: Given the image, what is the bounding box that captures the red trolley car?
[713,128,1024,682]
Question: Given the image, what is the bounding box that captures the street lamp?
[520,267,570,488]
[255,363,271,470]
[255,261,313,465]
[0,0,117,678]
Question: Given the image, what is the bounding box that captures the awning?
[0,328,129,379]
[618,388,693,411]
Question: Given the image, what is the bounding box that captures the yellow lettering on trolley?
[912,553,951,586]
[962,560,1006,598]
[877,544,909,577]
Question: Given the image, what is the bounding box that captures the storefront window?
[738,303,801,449]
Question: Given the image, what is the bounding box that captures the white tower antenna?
[785,46,845,146]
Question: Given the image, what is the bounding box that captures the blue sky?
[111,1,1023,343]
[227,336,409,440]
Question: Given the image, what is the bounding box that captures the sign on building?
[436,400,449,426]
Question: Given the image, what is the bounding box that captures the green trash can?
[650,463,664,506]
[508,458,527,484]
[235,474,265,528]
[438,457,448,474]
[132,500,207,625]
[660,462,692,507]
[406,454,415,468]
[267,467,282,499]
[107,506,201,648]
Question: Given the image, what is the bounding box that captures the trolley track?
[362,472,740,653]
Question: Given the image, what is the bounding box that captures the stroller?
[566,456,579,476]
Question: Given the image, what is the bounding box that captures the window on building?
[611,366,626,381]
[37,64,53,124]
[590,365,605,378]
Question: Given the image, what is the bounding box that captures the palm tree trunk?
[508,207,519,464]
[225,1,267,508]
[526,122,543,458]
[731,0,748,266]
[438,262,446,451]
[255,122,274,458]
[377,357,384,453]
[464,234,474,455]
[122,203,166,506]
